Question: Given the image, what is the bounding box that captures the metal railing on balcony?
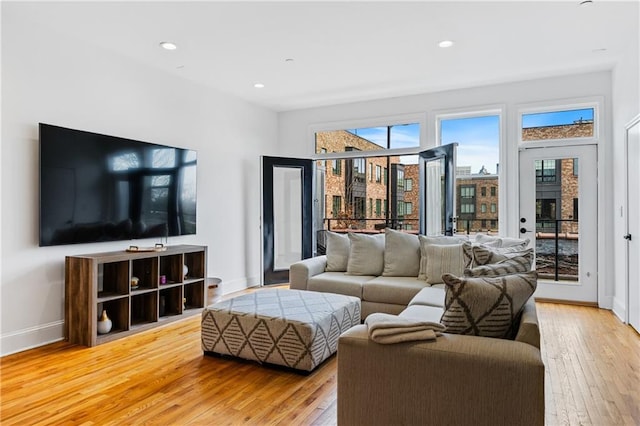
[535,219,579,281]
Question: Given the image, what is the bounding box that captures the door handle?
[624,234,632,241]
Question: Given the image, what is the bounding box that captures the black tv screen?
[39,124,197,246]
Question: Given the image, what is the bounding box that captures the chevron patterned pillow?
[472,245,534,266]
[440,271,537,339]
[464,254,533,277]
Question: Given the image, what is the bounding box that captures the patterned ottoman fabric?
[201,289,361,371]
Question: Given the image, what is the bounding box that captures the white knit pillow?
[424,242,473,285]
[418,235,469,280]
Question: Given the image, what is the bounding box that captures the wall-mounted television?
[39,124,197,247]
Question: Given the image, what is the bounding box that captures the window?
[397,201,405,217]
[369,163,373,182]
[490,220,497,228]
[375,199,382,217]
[573,198,579,220]
[315,123,420,154]
[481,219,487,228]
[369,198,373,217]
[461,203,475,214]
[490,203,497,213]
[397,169,405,191]
[481,203,487,213]
[384,200,388,215]
[535,160,557,183]
[332,196,342,218]
[354,197,366,219]
[406,202,413,215]
[460,186,475,198]
[405,178,413,191]
[383,168,388,185]
[522,107,595,141]
[573,158,579,176]
[333,159,342,176]
[441,113,500,233]
[375,165,382,183]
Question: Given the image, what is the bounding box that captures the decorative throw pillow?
[346,233,385,276]
[418,235,468,280]
[424,242,473,285]
[472,245,534,266]
[382,228,420,277]
[475,234,530,248]
[440,271,538,339]
[464,255,533,277]
[325,231,350,272]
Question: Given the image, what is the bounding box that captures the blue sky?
[348,108,593,174]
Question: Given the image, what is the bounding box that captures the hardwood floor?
[1,300,638,425]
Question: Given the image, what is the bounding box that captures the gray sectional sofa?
[289,228,545,426]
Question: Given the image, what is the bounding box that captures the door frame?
[624,114,640,328]
[261,156,313,285]
[419,143,457,236]
[518,145,598,304]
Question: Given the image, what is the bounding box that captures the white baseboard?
[219,276,260,296]
[1,320,64,357]
[612,297,627,324]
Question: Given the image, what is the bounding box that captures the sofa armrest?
[338,326,544,426]
[289,255,327,290]
[515,299,541,349]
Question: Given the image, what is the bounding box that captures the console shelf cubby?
[65,245,207,347]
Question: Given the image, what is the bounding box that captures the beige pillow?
[475,234,530,248]
[440,271,538,339]
[382,228,420,277]
[464,255,533,277]
[346,233,385,276]
[325,231,350,272]
[424,242,473,285]
[418,235,468,280]
[472,246,534,266]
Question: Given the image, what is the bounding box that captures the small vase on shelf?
[183,264,189,279]
[97,309,113,334]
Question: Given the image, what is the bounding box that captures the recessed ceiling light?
[285,58,294,62]
[159,41,177,50]
[438,40,454,48]
[254,83,265,89]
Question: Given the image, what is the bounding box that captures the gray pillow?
[418,235,469,280]
[440,271,538,339]
[382,228,420,277]
[472,245,534,266]
[424,242,473,285]
[325,231,350,272]
[346,233,385,276]
[464,254,533,277]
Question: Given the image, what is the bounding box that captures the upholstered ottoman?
[201,289,361,372]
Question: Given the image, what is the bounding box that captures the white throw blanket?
[365,313,447,344]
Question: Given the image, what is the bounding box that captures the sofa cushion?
[472,245,534,266]
[325,231,350,272]
[424,242,473,285]
[382,228,420,277]
[399,305,444,323]
[363,276,428,306]
[440,271,537,339]
[418,235,468,280]
[308,272,371,299]
[347,233,385,276]
[464,255,533,277]
[407,285,446,308]
[475,234,530,248]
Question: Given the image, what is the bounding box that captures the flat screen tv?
[39,123,197,246]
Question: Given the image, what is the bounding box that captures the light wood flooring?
[1,300,639,425]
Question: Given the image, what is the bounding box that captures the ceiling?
[9,1,639,111]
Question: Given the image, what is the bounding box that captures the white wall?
[279,71,615,305]
[1,7,278,355]
[611,5,640,321]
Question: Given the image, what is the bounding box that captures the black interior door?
[262,156,313,285]
[419,143,457,235]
